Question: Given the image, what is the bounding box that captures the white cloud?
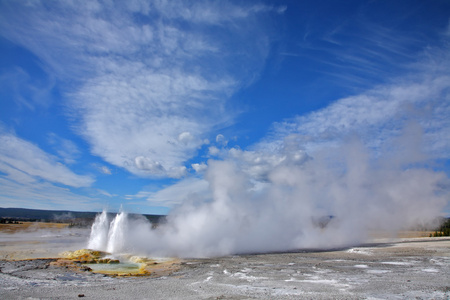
[95,188,116,198]
[128,177,210,208]
[100,166,112,175]
[192,162,208,173]
[228,146,309,182]
[178,132,194,145]
[208,146,220,156]
[47,133,81,165]
[0,1,277,178]
[0,131,94,188]
[215,134,228,146]
[151,1,284,25]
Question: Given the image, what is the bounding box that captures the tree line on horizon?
[430,218,450,237]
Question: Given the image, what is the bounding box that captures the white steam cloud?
[88,125,449,258]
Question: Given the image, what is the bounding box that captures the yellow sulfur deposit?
[60,249,117,264]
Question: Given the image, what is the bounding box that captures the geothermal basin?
[0,219,449,299]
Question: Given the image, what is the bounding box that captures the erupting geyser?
[87,210,109,251]
[88,210,155,255]
[88,211,132,254]
[106,211,129,254]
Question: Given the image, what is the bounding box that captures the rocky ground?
[0,237,449,299]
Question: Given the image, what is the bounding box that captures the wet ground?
[1,237,449,299]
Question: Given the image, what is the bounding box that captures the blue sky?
[0,0,449,215]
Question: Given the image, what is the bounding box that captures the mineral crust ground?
[1,237,449,299]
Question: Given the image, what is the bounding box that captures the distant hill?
[0,207,165,224]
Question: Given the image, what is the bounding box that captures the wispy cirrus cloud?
[0,177,103,211]
[286,4,446,90]
[47,133,81,165]
[0,128,100,210]
[0,67,55,111]
[261,35,450,159]
[0,0,282,178]
[99,166,112,175]
[0,130,94,188]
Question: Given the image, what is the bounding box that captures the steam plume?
[88,132,449,258]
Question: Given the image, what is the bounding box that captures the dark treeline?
[0,219,23,224]
[0,207,166,227]
[430,218,450,237]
